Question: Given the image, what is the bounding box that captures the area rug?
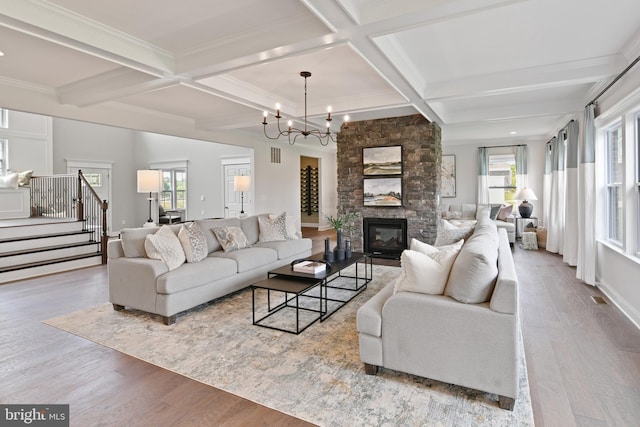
[44,265,534,426]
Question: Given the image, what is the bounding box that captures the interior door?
[223,163,251,218]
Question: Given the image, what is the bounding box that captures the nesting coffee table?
[251,252,372,334]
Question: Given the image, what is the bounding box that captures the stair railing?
[29,171,108,264]
[77,170,109,264]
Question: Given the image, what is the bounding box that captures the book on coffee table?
[292,260,326,274]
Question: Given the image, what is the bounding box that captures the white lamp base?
[143,222,157,228]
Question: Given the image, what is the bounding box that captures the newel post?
[77,170,84,221]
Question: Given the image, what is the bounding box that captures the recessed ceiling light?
[509,131,517,135]
[0,51,4,57]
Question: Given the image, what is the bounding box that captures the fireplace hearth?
[363,217,408,259]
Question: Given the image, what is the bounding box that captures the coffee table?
[251,252,372,334]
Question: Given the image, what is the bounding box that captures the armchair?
[159,205,182,224]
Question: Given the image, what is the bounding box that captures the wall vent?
[591,295,608,305]
[271,147,281,164]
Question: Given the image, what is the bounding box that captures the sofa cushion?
[211,247,277,273]
[394,243,462,295]
[17,170,33,187]
[460,204,477,220]
[156,256,238,294]
[212,226,250,252]
[434,220,474,246]
[258,212,288,242]
[178,222,208,263]
[445,230,499,304]
[239,215,261,244]
[253,238,312,260]
[144,225,186,271]
[195,218,241,253]
[121,226,158,258]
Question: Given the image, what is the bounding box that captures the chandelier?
[262,71,349,146]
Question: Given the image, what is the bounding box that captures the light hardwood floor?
[1,229,639,426]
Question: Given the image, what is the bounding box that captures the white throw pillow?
[258,212,288,242]
[178,222,208,263]
[17,170,33,187]
[410,237,463,255]
[0,173,19,189]
[144,225,186,271]
[434,219,474,246]
[394,245,462,295]
[285,214,301,239]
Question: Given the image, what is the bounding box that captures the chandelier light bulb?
[344,115,350,122]
[287,120,293,128]
[326,121,331,128]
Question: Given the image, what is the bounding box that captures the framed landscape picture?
[363,177,402,206]
[441,154,456,198]
[363,146,402,176]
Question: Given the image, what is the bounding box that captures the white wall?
[52,118,137,231]
[441,140,548,223]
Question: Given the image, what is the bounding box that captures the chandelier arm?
[263,125,283,140]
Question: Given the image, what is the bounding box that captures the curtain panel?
[563,121,580,266]
[547,135,566,254]
[477,147,490,205]
[577,105,597,285]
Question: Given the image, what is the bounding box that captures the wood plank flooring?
[1,229,639,426]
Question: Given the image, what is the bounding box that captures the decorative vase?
[518,201,533,218]
[334,230,345,261]
[345,239,352,258]
[323,237,334,263]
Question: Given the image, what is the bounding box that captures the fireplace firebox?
[363,217,408,259]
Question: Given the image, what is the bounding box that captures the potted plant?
[324,211,360,260]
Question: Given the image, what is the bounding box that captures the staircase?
[0,219,103,284]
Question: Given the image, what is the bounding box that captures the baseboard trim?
[597,279,640,331]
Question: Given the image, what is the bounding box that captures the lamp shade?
[137,170,161,193]
[515,187,537,201]
[234,175,251,192]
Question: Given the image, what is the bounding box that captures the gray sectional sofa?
[357,216,520,410]
[108,214,312,325]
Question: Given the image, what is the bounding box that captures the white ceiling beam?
[56,68,179,107]
[438,98,583,124]
[425,55,624,101]
[0,0,174,75]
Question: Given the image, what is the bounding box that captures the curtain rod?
[478,144,527,149]
[586,53,640,107]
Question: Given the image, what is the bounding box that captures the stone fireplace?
[363,217,408,259]
[336,114,442,251]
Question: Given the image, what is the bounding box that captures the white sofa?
[356,219,520,410]
[108,214,312,325]
[441,203,516,244]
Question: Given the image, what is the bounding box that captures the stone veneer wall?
[336,114,442,251]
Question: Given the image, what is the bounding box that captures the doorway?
[300,156,319,227]
[223,161,252,218]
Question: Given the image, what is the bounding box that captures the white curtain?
[547,134,566,254]
[515,145,528,189]
[563,121,580,265]
[542,142,552,230]
[477,147,490,204]
[577,105,597,285]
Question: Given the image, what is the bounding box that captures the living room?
[1,1,640,425]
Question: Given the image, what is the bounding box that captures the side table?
[515,216,538,238]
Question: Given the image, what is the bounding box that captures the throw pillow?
[434,220,474,246]
[489,204,503,220]
[285,214,301,239]
[394,245,462,295]
[144,225,186,271]
[178,222,208,263]
[410,237,463,255]
[497,204,513,221]
[17,170,33,187]
[258,212,288,242]
[445,233,499,304]
[0,173,19,189]
[442,210,462,220]
[213,226,250,252]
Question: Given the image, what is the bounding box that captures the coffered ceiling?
[1,0,639,148]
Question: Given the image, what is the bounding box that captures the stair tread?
[0,229,93,244]
[0,241,100,258]
[0,252,102,274]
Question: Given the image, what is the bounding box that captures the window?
[159,169,186,210]
[0,109,7,128]
[488,152,517,206]
[0,139,6,175]
[606,124,623,243]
